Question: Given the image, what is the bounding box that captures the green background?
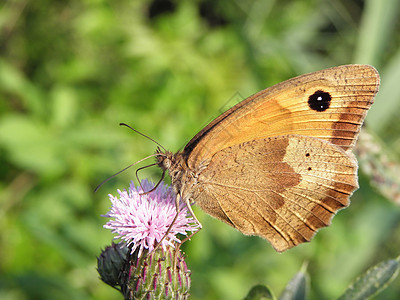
[1,0,400,299]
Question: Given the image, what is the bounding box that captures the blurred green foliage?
[1,0,400,299]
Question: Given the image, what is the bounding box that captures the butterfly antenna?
[94,153,159,192]
[120,123,166,152]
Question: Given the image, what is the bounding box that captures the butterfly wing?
[178,64,379,251]
[192,135,358,252]
[184,65,379,169]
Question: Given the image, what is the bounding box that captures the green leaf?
[366,49,400,132]
[279,264,308,300]
[244,284,275,300]
[354,0,400,65]
[337,256,400,300]
[279,265,308,300]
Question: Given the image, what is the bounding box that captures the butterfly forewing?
[184,65,379,169]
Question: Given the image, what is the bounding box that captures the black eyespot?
[305,153,310,157]
[308,167,312,171]
[308,90,331,112]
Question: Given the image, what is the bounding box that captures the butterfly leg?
[148,193,189,254]
[149,204,181,255]
[149,192,202,271]
[172,195,203,268]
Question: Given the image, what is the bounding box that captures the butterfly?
[155,64,379,252]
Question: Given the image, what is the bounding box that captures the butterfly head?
[156,149,195,199]
[156,149,185,180]
[155,148,171,170]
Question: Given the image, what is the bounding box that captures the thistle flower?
[99,180,199,299]
[103,179,200,257]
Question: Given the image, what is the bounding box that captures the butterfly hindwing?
[192,135,358,252]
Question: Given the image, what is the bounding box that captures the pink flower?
[103,180,199,257]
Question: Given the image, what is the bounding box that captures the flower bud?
[97,242,129,288]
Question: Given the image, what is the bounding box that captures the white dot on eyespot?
[317,96,322,101]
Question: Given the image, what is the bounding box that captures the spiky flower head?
[99,180,198,299]
[103,179,199,257]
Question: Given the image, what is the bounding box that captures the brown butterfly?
[155,64,379,252]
